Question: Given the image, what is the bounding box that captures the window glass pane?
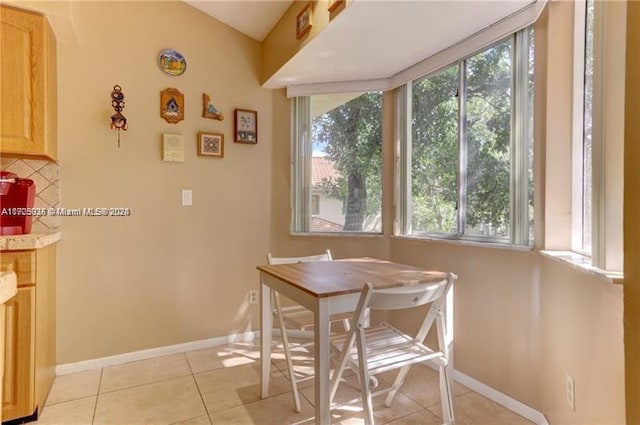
[582,0,594,252]
[410,66,459,234]
[401,28,532,245]
[309,92,382,232]
[464,40,512,238]
[528,28,535,242]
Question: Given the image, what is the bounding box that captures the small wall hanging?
[198,132,224,158]
[296,2,313,40]
[158,49,187,76]
[234,108,258,144]
[162,133,185,162]
[110,85,127,147]
[328,0,345,15]
[160,88,184,124]
[202,93,224,120]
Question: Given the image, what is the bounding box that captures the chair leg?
[436,311,454,423]
[439,364,455,424]
[383,365,411,408]
[355,327,374,425]
[342,318,351,332]
[330,330,355,403]
[273,292,302,412]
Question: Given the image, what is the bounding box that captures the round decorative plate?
[158,49,187,76]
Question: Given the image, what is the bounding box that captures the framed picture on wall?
[198,132,224,157]
[296,2,313,40]
[233,109,258,144]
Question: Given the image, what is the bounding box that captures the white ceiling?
[184,0,293,41]
[184,0,536,89]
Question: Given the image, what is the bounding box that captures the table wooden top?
[257,257,450,298]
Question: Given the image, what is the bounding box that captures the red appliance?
[0,171,36,235]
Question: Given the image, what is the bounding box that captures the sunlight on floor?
[34,340,535,425]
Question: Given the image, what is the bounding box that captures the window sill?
[290,232,384,238]
[391,235,534,252]
[539,250,623,284]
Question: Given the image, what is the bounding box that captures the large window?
[398,29,534,245]
[292,92,383,233]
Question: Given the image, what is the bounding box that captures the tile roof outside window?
[311,157,338,187]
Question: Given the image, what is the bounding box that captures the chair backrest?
[367,280,449,311]
[267,249,332,265]
[351,273,455,338]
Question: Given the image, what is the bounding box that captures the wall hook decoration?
[110,85,128,147]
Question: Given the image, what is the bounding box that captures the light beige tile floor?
[35,340,535,425]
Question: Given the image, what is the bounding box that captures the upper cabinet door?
[0,6,57,161]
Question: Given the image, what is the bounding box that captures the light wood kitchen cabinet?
[0,5,57,161]
[0,245,56,422]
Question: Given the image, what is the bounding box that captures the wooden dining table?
[257,257,454,425]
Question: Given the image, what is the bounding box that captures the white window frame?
[571,0,591,256]
[571,0,624,272]
[395,29,533,247]
[291,96,312,233]
[311,194,320,215]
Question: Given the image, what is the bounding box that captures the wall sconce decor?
[110,85,128,147]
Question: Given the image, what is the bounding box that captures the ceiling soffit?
[265,0,543,92]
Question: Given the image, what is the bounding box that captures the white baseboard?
[55,331,258,376]
[55,330,548,425]
[453,369,549,425]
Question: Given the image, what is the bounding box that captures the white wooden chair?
[267,250,352,412]
[329,273,456,425]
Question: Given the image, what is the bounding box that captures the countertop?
[0,231,61,251]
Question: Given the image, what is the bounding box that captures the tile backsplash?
[1,157,60,232]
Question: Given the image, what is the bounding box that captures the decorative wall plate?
[158,49,187,76]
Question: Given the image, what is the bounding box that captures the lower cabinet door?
[2,287,35,421]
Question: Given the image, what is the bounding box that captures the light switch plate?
[566,373,575,411]
[162,133,184,162]
[181,189,192,206]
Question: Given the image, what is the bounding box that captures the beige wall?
[599,0,625,273]
[540,257,624,424]
[51,1,273,363]
[624,1,640,423]
[389,240,543,407]
[535,4,626,422]
[537,1,573,250]
[386,241,625,424]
